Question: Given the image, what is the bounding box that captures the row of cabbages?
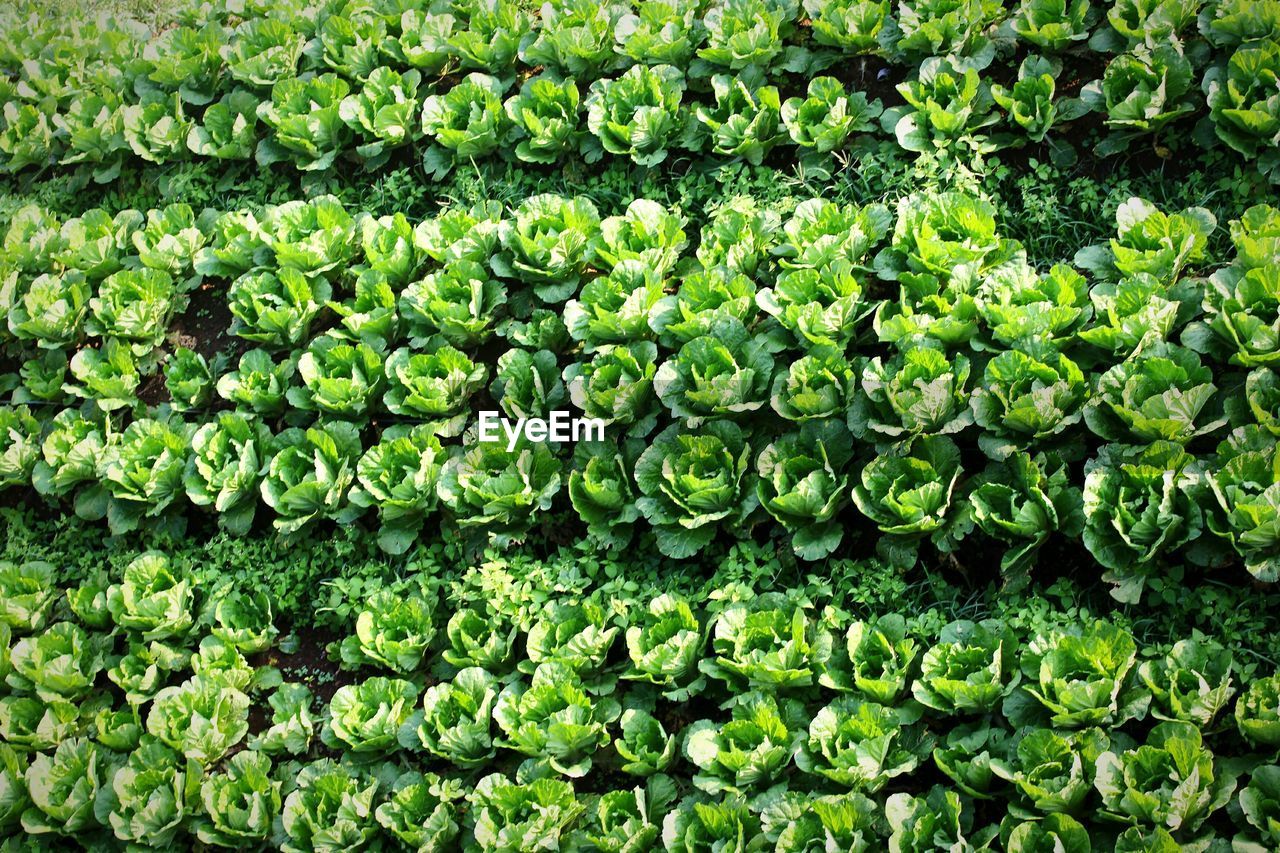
[0,0,1277,179]
[4,191,1280,599]
[1,552,1278,850]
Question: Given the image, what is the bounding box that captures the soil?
[171,278,242,362]
[251,627,353,708]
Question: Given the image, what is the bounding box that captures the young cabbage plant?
[94,736,200,847]
[783,75,884,153]
[7,270,90,348]
[194,750,282,847]
[524,600,619,692]
[437,434,563,547]
[819,613,919,704]
[7,621,108,703]
[882,58,1001,155]
[794,695,932,791]
[31,410,105,501]
[1138,638,1236,727]
[1004,621,1151,729]
[374,771,462,850]
[1094,722,1237,835]
[804,0,891,53]
[349,424,447,555]
[260,196,359,278]
[493,193,601,303]
[287,333,385,420]
[1082,442,1205,603]
[470,773,584,851]
[756,419,855,560]
[420,72,512,178]
[256,74,352,172]
[991,55,1088,146]
[1080,44,1199,156]
[519,0,628,77]
[615,1,706,66]
[1084,342,1227,445]
[1236,672,1280,747]
[989,726,1110,818]
[649,265,758,348]
[885,785,996,852]
[216,349,296,417]
[222,18,305,88]
[614,709,678,776]
[970,452,1084,588]
[493,661,621,778]
[1205,40,1280,184]
[248,682,316,756]
[411,666,499,769]
[683,694,805,795]
[338,587,436,674]
[850,435,968,569]
[1005,0,1096,50]
[655,317,774,425]
[692,70,784,164]
[504,74,586,164]
[849,348,973,443]
[988,263,1084,352]
[65,338,140,412]
[322,676,419,757]
[92,418,192,535]
[227,268,332,349]
[567,438,645,549]
[695,196,782,275]
[0,406,39,490]
[399,259,507,349]
[700,593,830,693]
[187,89,259,160]
[584,64,686,166]
[382,345,486,436]
[634,421,758,558]
[184,413,272,537]
[623,593,707,700]
[279,759,379,853]
[353,211,423,288]
[662,794,765,852]
[147,675,250,765]
[338,66,422,168]
[695,0,801,74]
[1204,426,1280,582]
[564,260,666,352]
[164,347,214,412]
[1237,765,1280,852]
[260,421,363,535]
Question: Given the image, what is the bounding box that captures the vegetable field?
[1,0,1280,849]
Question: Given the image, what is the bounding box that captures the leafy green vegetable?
[756,419,855,559]
[635,421,757,558]
[850,435,967,569]
[913,619,1019,714]
[260,421,363,535]
[1094,721,1236,834]
[585,64,686,166]
[256,73,352,171]
[437,435,563,546]
[323,676,418,756]
[795,695,930,790]
[1082,442,1205,603]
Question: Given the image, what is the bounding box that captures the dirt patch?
[253,627,354,707]
[172,279,242,362]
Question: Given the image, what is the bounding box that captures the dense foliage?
[1,0,1279,848]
